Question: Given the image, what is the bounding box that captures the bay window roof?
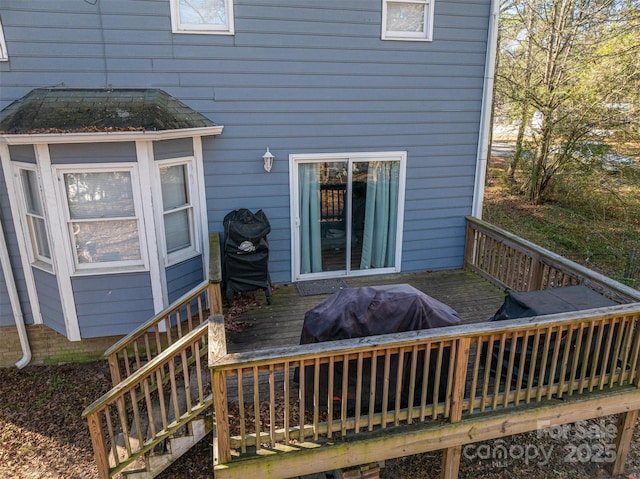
[0,88,221,140]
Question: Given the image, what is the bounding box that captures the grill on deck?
[223,209,272,304]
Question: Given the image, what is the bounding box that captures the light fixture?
[262,147,274,172]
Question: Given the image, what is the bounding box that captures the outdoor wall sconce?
[263,147,274,172]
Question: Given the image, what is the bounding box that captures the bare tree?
[495,0,640,203]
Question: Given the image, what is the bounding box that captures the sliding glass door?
[291,152,406,281]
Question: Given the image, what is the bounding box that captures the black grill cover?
[484,285,617,386]
[224,209,271,251]
[299,284,461,411]
[223,209,271,299]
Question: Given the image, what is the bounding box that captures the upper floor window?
[58,166,147,273]
[382,0,434,41]
[18,166,51,267]
[170,0,235,35]
[158,160,198,264]
[0,19,8,61]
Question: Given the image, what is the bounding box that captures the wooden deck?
[84,217,640,479]
[225,269,507,354]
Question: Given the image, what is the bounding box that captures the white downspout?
[0,214,32,368]
[471,0,500,218]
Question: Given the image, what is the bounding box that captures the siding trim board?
[0,126,224,145]
[35,143,81,340]
[136,140,167,313]
[0,143,45,327]
[0,19,8,61]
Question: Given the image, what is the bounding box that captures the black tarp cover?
[223,209,272,301]
[299,284,461,411]
[484,285,617,386]
[300,283,461,344]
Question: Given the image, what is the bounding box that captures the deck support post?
[86,412,110,479]
[441,338,471,479]
[609,409,639,476]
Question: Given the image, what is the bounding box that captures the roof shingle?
[0,88,216,134]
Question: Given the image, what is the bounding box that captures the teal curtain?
[360,161,399,269]
[299,163,323,273]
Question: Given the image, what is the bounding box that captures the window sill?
[71,264,148,277]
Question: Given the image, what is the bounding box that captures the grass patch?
[484,150,640,288]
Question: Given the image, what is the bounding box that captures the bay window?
[58,166,146,272]
[18,166,51,267]
[158,160,197,264]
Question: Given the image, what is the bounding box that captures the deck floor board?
[226,270,506,354]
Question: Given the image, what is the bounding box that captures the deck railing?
[209,218,640,478]
[465,216,640,303]
[210,304,640,478]
[104,280,222,386]
[83,315,222,479]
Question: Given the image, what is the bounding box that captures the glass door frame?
[289,151,407,282]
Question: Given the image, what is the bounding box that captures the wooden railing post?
[530,252,544,291]
[208,281,223,315]
[441,337,471,479]
[209,314,229,466]
[463,221,477,271]
[209,232,223,314]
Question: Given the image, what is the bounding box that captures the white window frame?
[381,0,435,42]
[0,19,8,61]
[54,163,149,275]
[154,157,201,266]
[170,0,235,35]
[14,163,53,270]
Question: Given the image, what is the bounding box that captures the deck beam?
[213,387,640,479]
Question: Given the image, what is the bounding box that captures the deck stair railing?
[83,316,219,478]
[105,233,224,387]
[104,279,222,387]
[83,233,224,479]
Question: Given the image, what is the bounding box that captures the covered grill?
[483,285,617,386]
[223,209,272,304]
[298,284,461,411]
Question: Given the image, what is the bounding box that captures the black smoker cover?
[223,209,272,301]
[484,285,617,386]
[299,284,461,411]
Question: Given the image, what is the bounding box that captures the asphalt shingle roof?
[0,88,216,134]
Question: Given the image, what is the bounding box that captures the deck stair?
[111,361,214,478]
[118,416,213,479]
[82,277,224,479]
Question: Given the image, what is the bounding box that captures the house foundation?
[0,325,121,368]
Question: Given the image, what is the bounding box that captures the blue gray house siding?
[0,0,491,336]
[0,160,15,328]
[166,256,204,304]
[33,268,65,335]
[72,274,155,338]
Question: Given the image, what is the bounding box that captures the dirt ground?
[2,333,640,479]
